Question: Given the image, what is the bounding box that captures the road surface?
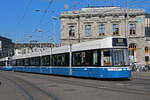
[0,71,150,100]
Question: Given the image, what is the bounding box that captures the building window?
[148,19,150,27]
[145,56,149,63]
[22,49,26,54]
[130,24,136,35]
[145,18,150,37]
[145,47,149,55]
[99,24,105,35]
[113,24,119,35]
[69,26,75,37]
[145,46,150,64]
[85,24,92,36]
[129,15,136,18]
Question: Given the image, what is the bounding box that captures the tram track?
[0,72,60,100]
[0,73,33,100]
[5,71,150,97]
[42,76,150,97]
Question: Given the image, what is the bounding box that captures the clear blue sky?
[0,0,149,44]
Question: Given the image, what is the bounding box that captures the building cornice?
[60,7,145,19]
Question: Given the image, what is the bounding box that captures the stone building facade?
[144,14,150,64]
[60,7,150,65]
[14,43,54,56]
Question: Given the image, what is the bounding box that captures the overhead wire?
[18,0,32,24]
[32,0,54,34]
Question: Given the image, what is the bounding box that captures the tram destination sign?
[112,38,127,46]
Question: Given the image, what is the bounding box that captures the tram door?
[102,49,112,67]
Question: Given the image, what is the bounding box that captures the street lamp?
[125,0,129,47]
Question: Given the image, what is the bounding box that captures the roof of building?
[15,43,55,49]
[0,36,12,42]
[60,7,145,18]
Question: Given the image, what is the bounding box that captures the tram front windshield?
[103,49,129,66]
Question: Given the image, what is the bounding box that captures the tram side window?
[41,55,50,66]
[81,52,86,65]
[12,60,17,66]
[3,61,6,66]
[0,61,4,66]
[81,51,92,66]
[57,55,63,66]
[21,59,24,66]
[1,61,5,66]
[113,49,126,66]
[52,55,57,66]
[4,61,6,66]
[17,60,19,66]
[93,50,100,66]
[73,51,93,66]
[52,53,69,66]
[103,50,112,66]
[62,54,69,66]
[73,52,81,66]
[16,59,24,66]
[24,58,30,66]
[30,57,40,66]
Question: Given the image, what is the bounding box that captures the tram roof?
[0,37,127,60]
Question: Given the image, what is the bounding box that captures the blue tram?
[0,37,131,79]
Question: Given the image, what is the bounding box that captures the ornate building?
[60,7,150,65]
